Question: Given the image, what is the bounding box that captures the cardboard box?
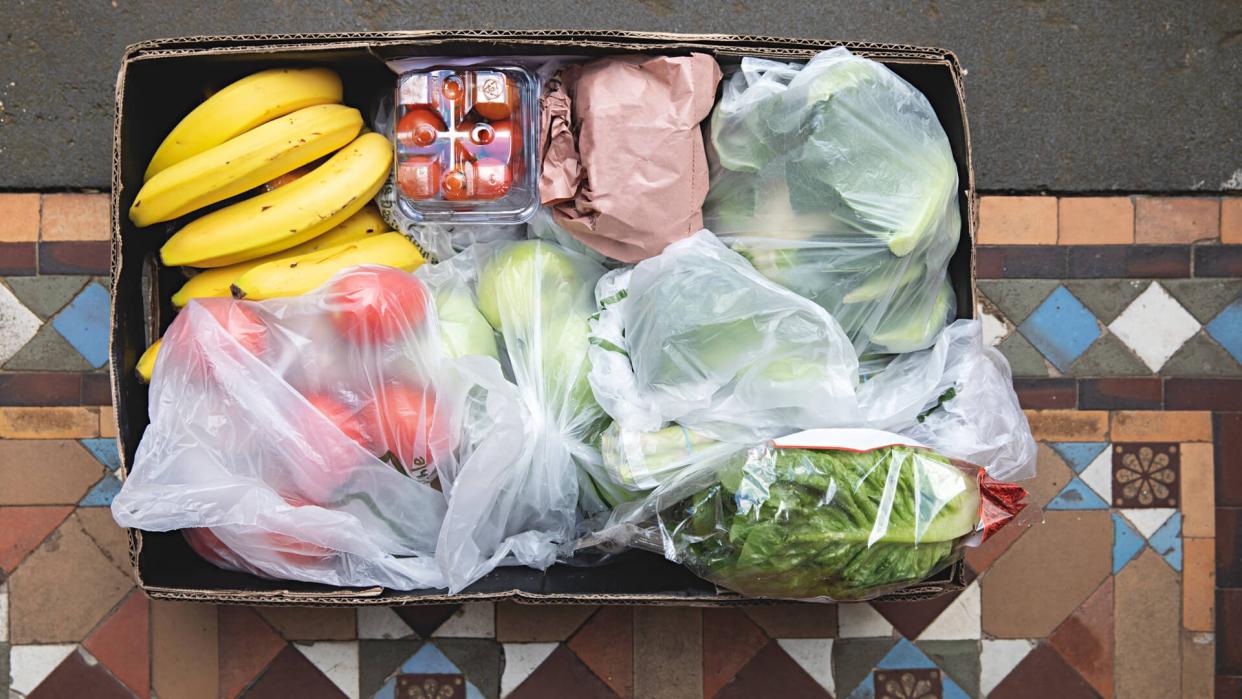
[109,30,977,605]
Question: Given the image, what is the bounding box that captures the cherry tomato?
[398,156,442,200]
[326,267,430,346]
[441,168,469,201]
[396,108,445,150]
[471,158,512,199]
[305,392,378,453]
[371,383,453,476]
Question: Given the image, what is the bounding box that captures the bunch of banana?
[231,233,425,300]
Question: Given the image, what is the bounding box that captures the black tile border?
[977,243,1242,279]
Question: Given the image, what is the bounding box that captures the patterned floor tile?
[838,602,895,638]
[979,639,1035,696]
[219,606,287,699]
[83,589,150,699]
[1163,331,1241,375]
[0,406,99,439]
[776,638,834,696]
[1078,445,1114,502]
[27,647,135,699]
[1183,538,1216,632]
[633,607,702,699]
[1066,332,1151,376]
[495,603,594,642]
[1108,282,1200,372]
[701,609,767,698]
[506,644,617,699]
[1063,278,1147,324]
[567,607,633,699]
[1017,286,1102,371]
[872,668,943,699]
[1162,278,1242,323]
[436,639,503,699]
[0,440,104,505]
[917,582,980,640]
[1048,441,1109,473]
[359,640,422,698]
[981,511,1111,639]
[151,600,219,699]
[73,507,131,577]
[742,603,837,638]
[50,281,110,368]
[0,505,72,573]
[1111,409,1212,442]
[976,280,1059,325]
[1048,577,1113,698]
[377,642,490,699]
[3,275,88,319]
[258,605,356,641]
[844,639,970,699]
[2,323,94,371]
[995,331,1051,377]
[391,604,462,639]
[433,602,495,638]
[717,641,832,699]
[989,644,1099,699]
[1183,631,1216,699]
[244,645,347,699]
[1114,549,1180,699]
[1046,476,1110,510]
[834,639,899,697]
[0,281,41,365]
[1112,443,1179,507]
[964,504,1038,575]
[7,514,133,643]
[1119,507,1176,539]
[1206,297,1242,364]
[978,300,1009,346]
[871,586,967,641]
[358,606,417,640]
[500,642,558,697]
[296,641,361,699]
[1148,512,1182,571]
[1112,511,1145,574]
[7,643,76,695]
[917,641,980,698]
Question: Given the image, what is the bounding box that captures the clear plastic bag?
[111,284,458,589]
[416,239,620,590]
[581,428,1026,601]
[705,47,961,356]
[587,230,860,446]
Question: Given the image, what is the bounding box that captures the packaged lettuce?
[705,47,961,355]
[582,428,1026,601]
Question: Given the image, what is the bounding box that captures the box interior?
[112,33,975,604]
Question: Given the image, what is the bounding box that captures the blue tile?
[1149,512,1183,571]
[1049,442,1109,473]
[875,639,936,670]
[941,673,970,699]
[1046,477,1109,510]
[1112,512,1144,574]
[372,679,396,699]
[846,675,873,699]
[399,643,460,675]
[1206,299,1242,364]
[80,438,120,472]
[79,474,121,506]
[1017,286,1102,371]
[50,282,110,368]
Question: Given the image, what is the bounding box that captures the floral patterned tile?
[1112,443,1179,507]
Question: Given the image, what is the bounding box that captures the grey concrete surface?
[1,1,1239,192]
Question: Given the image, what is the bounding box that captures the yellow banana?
[170,205,390,308]
[144,67,343,181]
[160,132,393,268]
[136,338,161,383]
[130,104,363,227]
[231,233,425,300]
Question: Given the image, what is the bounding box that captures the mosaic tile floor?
[0,193,1239,697]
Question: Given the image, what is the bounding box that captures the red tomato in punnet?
[193,297,269,357]
[326,267,430,346]
[304,392,378,453]
[372,383,454,479]
[298,391,380,501]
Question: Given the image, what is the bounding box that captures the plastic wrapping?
[704,47,960,355]
[588,230,859,449]
[112,286,458,589]
[416,239,621,589]
[582,428,1026,601]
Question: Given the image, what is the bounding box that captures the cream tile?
[918,582,981,640]
[356,606,415,640]
[0,282,41,365]
[432,602,494,638]
[1108,282,1200,372]
[776,638,834,695]
[500,642,557,697]
[980,639,1035,695]
[837,603,894,638]
[8,643,76,695]
[296,640,360,699]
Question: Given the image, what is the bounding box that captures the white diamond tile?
[776,638,834,695]
[1108,282,1200,372]
[0,282,42,365]
[1080,448,1113,503]
[501,643,557,698]
[9,644,77,695]
[0,582,7,643]
[978,303,1009,347]
[838,603,894,638]
[357,606,415,640]
[980,639,1036,695]
[433,602,495,638]
[1121,508,1176,540]
[295,641,360,699]
[918,581,981,640]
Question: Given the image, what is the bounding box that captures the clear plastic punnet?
[704,47,962,357]
[392,66,540,224]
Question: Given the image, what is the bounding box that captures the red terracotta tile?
[701,609,768,698]
[82,372,113,405]
[256,606,355,641]
[1135,196,1219,244]
[1012,378,1077,409]
[40,192,110,242]
[1223,198,1242,244]
[1049,577,1113,699]
[27,649,135,699]
[84,589,150,699]
[1216,414,1242,507]
[0,505,73,572]
[509,645,619,699]
[989,644,1100,699]
[390,603,461,638]
[1195,245,1242,277]
[1165,378,1242,411]
[714,641,830,699]
[567,606,634,699]
[0,373,83,406]
[0,241,37,274]
[219,606,287,699]
[742,603,836,638]
[152,599,219,699]
[1077,378,1162,410]
[1112,443,1180,508]
[1223,589,1242,675]
[0,192,41,243]
[979,196,1058,245]
[1219,509,1242,588]
[1115,549,1181,699]
[633,607,702,699]
[242,645,346,699]
[496,602,595,642]
[1058,196,1134,245]
[38,240,111,274]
